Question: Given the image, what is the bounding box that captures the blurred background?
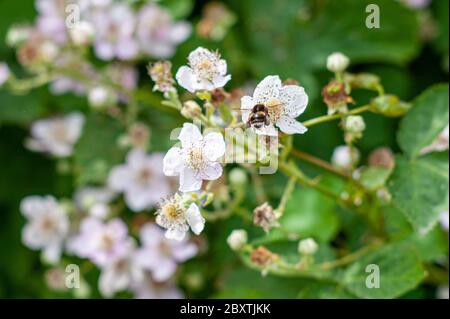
[0,0,448,298]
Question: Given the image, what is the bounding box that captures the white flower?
[137,4,191,58]
[69,21,95,46]
[26,112,85,157]
[326,52,350,73]
[163,123,225,192]
[331,145,360,170]
[155,194,205,241]
[0,62,10,86]
[68,217,131,267]
[74,187,116,219]
[176,47,231,92]
[108,149,171,212]
[298,238,318,255]
[241,75,309,136]
[420,125,449,155]
[135,223,198,281]
[20,195,69,264]
[131,273,183,299]
[227,229,248,251]
[440,211,449,231]
[98,241,144,298]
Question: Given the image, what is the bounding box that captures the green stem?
[276,176,297,215]
[303,105,370,127]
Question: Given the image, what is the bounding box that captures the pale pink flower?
[92,4,139,60]
[68,217,131,267]
[20,195,69,264]
[135,223,198,281]
[108,149,171,212]
[137,4,191,58]
[26,112,85,157]
[35,0,68,44]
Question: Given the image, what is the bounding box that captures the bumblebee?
[247,104,270,129]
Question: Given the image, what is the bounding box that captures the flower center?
[51,122,69,143]
[40,215,56,233]
[265,98,284,123]
[162,203,183,221]
[186,147,205,171]
[100,233,115,250]
[136,167,153,185]
[192,59,218,81]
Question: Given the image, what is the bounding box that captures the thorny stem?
[302,105,370,127]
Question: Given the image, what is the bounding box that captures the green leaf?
[276,187,340,242]
[73,114,125,185]
[397,84,449,158]
[388,152,449,234]
[359,166,392,191]
[160,0,193,19]
[343,243,425,299]
[0,90,45,125]
[241,0,420,85]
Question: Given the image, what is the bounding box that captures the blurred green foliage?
[0,0,448,298]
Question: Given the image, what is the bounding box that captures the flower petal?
[253,123,278,137]
[165,227,186,241]
[163,147,183,176]
[178,123,203,149]
[175,66,196,93]
[253,75,282,104]
[279,85,308,118]
[108,165,132,191]
[185,203,205,235]
[203,132,225,161]
[200,162,223,181]
[276,115,307,135]
[179,167,202,192]
[212,74,231,89]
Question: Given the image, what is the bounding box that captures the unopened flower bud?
[229,168,247,186]
[0,62,10,87]
[369,95,411,117]
[6,24,31,47]
[69,21,95,46]
[368,147,395,169]
[88,86,117,109]
[250,246,279,268]
[227,229,248,251]
[298,238,318,255]
[331,145,360,170]
[253,202,280,233]
[346,73,381,91]
[181,100,202,119]
[45,268,67,291]
[344,115,366,134]
[39,41,59,64]
[326,52,350,73]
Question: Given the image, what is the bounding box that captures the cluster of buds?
[343,115,366,143]
[17,34,59,69]
[253,202,280,233]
